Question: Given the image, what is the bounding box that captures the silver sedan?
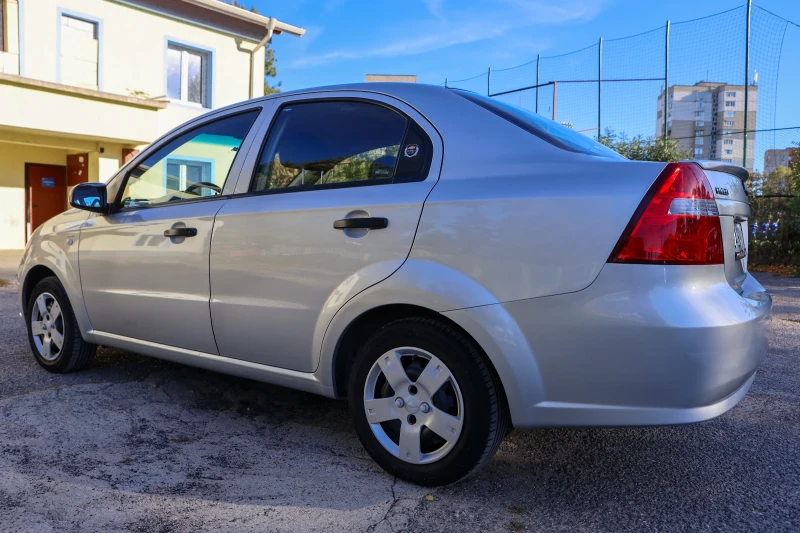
[18,83,771,486]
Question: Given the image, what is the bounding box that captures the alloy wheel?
[30,292,65,361]
[363,347,464,464]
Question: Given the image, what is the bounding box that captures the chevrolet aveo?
[18,84,771,486]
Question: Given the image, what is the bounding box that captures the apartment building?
[0,0,304,249]
[763,147,796,175]
[656,81,757,170]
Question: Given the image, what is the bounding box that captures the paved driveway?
[1,250,798,532]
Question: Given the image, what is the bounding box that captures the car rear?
[498,160,772,427]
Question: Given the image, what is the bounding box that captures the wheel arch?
[21,265,59,315]
[317,260,545,427]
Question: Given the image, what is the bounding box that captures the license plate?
[734,223,747,261]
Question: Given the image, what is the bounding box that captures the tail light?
[609,163,723,265]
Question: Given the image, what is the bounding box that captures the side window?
[120,110,258,208]
[251,101,411,192]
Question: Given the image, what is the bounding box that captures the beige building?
[656,82,757,170]
[763,148,796,175]
[0,0,303,249]
[365,74,417,83]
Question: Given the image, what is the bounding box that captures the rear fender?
[315,259,545,426]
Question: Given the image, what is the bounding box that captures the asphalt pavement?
[0,250,798,532]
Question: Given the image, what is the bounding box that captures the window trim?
[243,97,434,198]
[113,108,261,212]
[56,8,103,91]
[164,37,215,109]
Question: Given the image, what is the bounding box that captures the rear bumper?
[447,264,771,428]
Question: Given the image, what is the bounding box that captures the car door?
[210,93,443,372]
[78,107,264,354]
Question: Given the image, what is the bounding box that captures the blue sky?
[250,0,799,168]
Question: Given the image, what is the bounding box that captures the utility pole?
[552,81,557,121]
[598,38,602,136]
[535,54,540,114]
[743,0,752,168]
[664,20,670,141]
[487,67,491,96]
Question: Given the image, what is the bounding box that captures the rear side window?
[252,100,419,192]
[453,89,623,159]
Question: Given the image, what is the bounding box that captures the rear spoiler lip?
[681,159,749,182]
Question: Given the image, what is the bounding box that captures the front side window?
[119,110,258,208]
[167,43,209,106]
[252,100,415,192]
[60,14,99,89]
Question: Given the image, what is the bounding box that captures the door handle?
[333,217,388,230]
[164,227,198,237]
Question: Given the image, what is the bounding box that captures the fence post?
[598,37,602,137]
[487,67,491,96]
[535,54,540,114]
[664,20,670,141]
[743,0,752,168]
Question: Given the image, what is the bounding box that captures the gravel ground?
[0,251,798,532]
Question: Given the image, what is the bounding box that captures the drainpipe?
[249,17,276,100]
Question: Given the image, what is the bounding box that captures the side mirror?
[69,182,109,214]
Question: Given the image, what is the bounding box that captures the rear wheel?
[348,317,508,486]
[26,277,97,373]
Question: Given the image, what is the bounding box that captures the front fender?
[19,213,93,342]
[315,259,545,427]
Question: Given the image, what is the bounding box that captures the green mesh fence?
[441,2,800,175]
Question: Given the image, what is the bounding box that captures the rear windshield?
[453,89,624,159]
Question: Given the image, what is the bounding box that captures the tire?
[26,276,97,373]
[347,317,508,486]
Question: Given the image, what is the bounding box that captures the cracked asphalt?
[1,250,798,532]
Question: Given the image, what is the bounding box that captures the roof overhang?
[180,0,305,37]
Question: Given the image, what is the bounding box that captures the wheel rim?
[30,292,65,362]
[363,347,464,465]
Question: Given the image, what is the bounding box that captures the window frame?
[165,38,214,108]
[112,107,262,212]
[242,97,435,199]
[56,9,103,90]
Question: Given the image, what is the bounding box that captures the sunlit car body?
[18,83,771,486]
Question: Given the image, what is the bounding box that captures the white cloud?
[287,0,609,68]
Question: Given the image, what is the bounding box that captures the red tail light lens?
[609,163,723,265]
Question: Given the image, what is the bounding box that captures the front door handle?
[164,227,198,237]
[333,217,388,230]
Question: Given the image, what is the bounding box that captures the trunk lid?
[691,160,751,292]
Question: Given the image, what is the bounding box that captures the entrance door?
[27,164,67,237]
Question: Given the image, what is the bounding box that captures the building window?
[695,111,704,117]
[669,92,673,99]
[0,0,5,53]
[165,159,214,194]
[694,148,703,156]
[60,14,100,90]
[667,112,672,118]
[723,130,734,135]
[167,43,210,107]
[697,102,704,108]
[696,121,704,127]
[668,103,672,109]
[667,121,672,127]
[724,120,735,126]
[723,158,732,162]
[695,130,704,136]
[726,91,736,97]
[695,138,703,145]
[724,110,735,117]
[725,101,736,107]
[724,149,733,155]
[723,139,734,145]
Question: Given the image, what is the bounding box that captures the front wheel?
[348,317,508,486]
[26,276,97,373]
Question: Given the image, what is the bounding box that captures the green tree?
[224,1,281,95]
[597,129,690,162]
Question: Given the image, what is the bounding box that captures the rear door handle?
[164,227,198,237]
[333,217,388,230]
